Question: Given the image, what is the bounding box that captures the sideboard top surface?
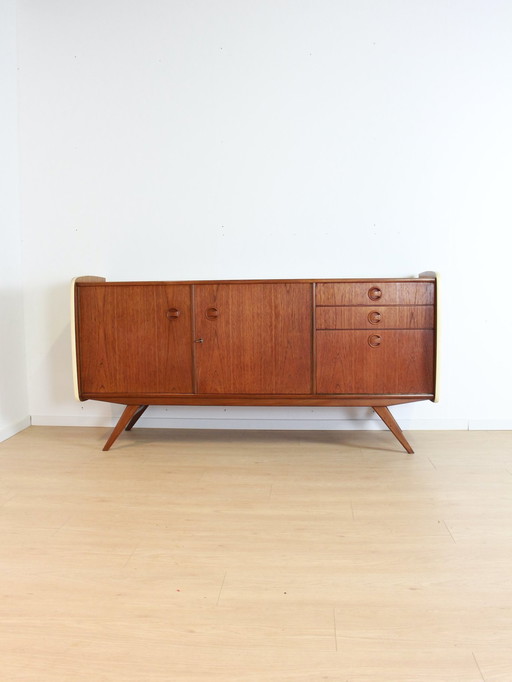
[75,277,435,286]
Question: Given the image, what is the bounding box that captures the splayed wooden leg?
[103,405,144,451]
[373,406,414,454]
[125,405,148,431]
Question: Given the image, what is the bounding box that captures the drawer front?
[316,281,434,306]
[316,306,434,330]
[316,330,434,395]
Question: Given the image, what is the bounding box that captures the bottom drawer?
[316,330,434,394]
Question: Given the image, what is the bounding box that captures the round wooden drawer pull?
[368,287,382,301]
[166,308,180,319]
[368,311,382,324]
[368,334,382,348]
[206,307,219,320]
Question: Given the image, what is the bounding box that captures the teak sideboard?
[72,273,439,452]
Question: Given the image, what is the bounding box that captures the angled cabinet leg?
[125,405,148,431]
[103,405,144,451]
[373,406,414,454]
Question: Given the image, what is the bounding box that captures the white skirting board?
[0,416,31,443]
[28,416,511,430]
[468,420,512,430]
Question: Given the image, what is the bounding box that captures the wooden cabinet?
[72,274,438,453]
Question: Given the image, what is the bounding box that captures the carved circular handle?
[368,287,382,301]
[205,307,219,320]
[368,311,382,324]
[368,334,382,348]
[166,308,180,319]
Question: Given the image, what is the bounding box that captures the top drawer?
[316,281,434,306]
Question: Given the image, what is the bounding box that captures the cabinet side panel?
[72,277,106,400]
[77,284,193,394]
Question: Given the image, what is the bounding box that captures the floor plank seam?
[333,607,338,652]
[472,651,486,681]
[443,520,457,544]
[216,571,227,605]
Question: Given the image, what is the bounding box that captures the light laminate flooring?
[1,426,512,681]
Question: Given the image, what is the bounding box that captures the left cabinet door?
[76,284,194,395]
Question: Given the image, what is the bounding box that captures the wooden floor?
[1,426,512,681]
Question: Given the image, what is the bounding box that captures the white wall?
[0,0,30,442]
[17,0,512,431]
[0,0,30,441]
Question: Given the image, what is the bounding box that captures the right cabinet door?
[316,329,434,394]
[194,282,312,394]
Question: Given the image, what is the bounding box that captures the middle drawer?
[316,305,434,330]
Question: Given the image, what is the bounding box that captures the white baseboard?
[31,415,474,431]
[0,416,31,443]
[31,415,116,428]
[468,419,512,430]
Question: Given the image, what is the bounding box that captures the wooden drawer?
[316,281,434,306]
[316,306,434,330]
[316,330,434,395]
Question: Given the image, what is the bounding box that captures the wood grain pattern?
[316,330,434,394]
[194,283,312,394]
[316,281,434,306]
[2,427,511,681]
[71,277,106,400]
[316,305,434,330]
[76,284,193,395]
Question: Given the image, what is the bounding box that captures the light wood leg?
[373,406,414,454]
[125,405,149,431]
[103,405,143,451]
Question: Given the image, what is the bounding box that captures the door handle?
[205,307,219,320]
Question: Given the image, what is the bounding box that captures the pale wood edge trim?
[419,271,440,403]
[75,276,107,283]
[71,276,106,401]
